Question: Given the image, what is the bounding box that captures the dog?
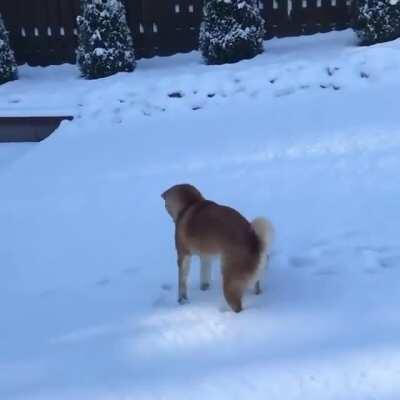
[161,184,273,312]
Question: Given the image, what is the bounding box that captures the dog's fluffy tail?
[251,217,274,255]
[250,217,274,287]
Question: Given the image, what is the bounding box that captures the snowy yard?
[1,30,400,400]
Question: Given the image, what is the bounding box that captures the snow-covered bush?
[353,0,400,45]
[199,0,265,65]
[76,0,135,79]
[0,13,18,85]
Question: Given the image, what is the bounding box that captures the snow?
[1,30,400,399]
[0,143,35,169]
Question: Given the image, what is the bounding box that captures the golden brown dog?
[162,184,273,312]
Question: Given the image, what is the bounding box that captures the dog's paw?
[200,283,210,291]
[178,296,189,305]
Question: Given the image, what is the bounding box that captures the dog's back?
[178,200,260,261]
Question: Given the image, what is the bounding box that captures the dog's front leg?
[178,254,191,304]
[200,256,212,291]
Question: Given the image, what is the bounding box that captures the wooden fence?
[0,0,354,66]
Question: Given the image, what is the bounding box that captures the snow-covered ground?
[0,143,35,169]
[2,29,400,118]
[1,30,400,400]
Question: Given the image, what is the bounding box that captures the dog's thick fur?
[162,184,273,313]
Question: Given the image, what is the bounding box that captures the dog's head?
[161,184,203,222]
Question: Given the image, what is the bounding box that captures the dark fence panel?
[0,116,73,142]
[0,0,354,66]
[261,0,290,39]
[291,0,352,34]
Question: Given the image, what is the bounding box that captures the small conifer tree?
[199,0,265,65]
[0,13,18,85]
[76,0,135,79]
[353,0,400,45]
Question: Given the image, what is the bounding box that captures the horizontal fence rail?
[0,0,354,66]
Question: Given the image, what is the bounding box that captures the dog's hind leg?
[222,274,245,313]
[222,252,258,312]
[254,280,262,295]
[254,252,269,295]
[200,255,212,291]
[177,254,191,304]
